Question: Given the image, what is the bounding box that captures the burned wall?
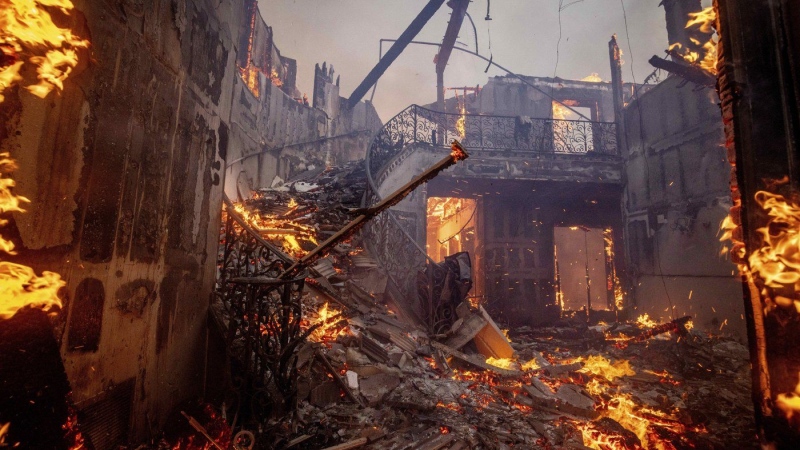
[0,0,245,441]
[224,57,381,199]
[621,75,743,337]
[468,75,647,122]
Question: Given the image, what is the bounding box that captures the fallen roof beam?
[345,0,446,110]
[648,54,716,87]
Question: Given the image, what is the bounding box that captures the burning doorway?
[554,226,618,319]
[426,196,481,300]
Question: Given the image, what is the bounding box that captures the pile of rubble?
[272,289,756,450]
[199,160,757,449]
[234,162,368,259]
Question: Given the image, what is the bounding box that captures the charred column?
[715,0,800,446]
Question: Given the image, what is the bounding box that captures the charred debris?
[168,150,755,450]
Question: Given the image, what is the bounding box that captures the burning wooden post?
[715,0,800,445]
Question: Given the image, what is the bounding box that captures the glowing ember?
[520,358,540,371]
[776,374,800,422]
[0,423,8,446]
[485,356,520,371]
[0,0,89,101]
[636,313,658,328]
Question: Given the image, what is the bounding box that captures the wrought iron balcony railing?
[369,104,618,174]
[362,104,619,321]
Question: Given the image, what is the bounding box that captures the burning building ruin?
[0,0,799,448]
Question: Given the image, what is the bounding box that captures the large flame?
[668,6,718,75]
[0,0,89,101]
[578,355,636,382]
[635,313,658,328]
[306,302,347,343]
[747,191,800,296]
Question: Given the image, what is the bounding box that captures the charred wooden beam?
[345,0,446,109]
[615,316,692,349]
[279,141,469,279]
[648,54,716,87]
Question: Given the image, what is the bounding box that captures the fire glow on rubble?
[485,356,519,371]
[635,313,659,329]
[305,302,347,343]
[577,355,636,382]
[776,374,800,421]
[668,6,718,75]
[232,201,318,258]
[0,0,89,101]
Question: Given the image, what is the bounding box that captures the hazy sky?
[258,0,705,120]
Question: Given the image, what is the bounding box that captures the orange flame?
[231,201,318,258]
[270,68,283,87]
[668,6,718,75]
[635,313,658,328]
[450,141,467,161]
[0,135,65,321]
[0,0,89,101]
[580,73,603,83]
[307,302,346,342]
[577,355,636,382]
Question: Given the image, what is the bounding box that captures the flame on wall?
[668,6,718,75]
[0,0,89,101]
[0,0,87,318]
[0,1,87,447]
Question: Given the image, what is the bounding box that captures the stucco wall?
[621,75,744,338]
